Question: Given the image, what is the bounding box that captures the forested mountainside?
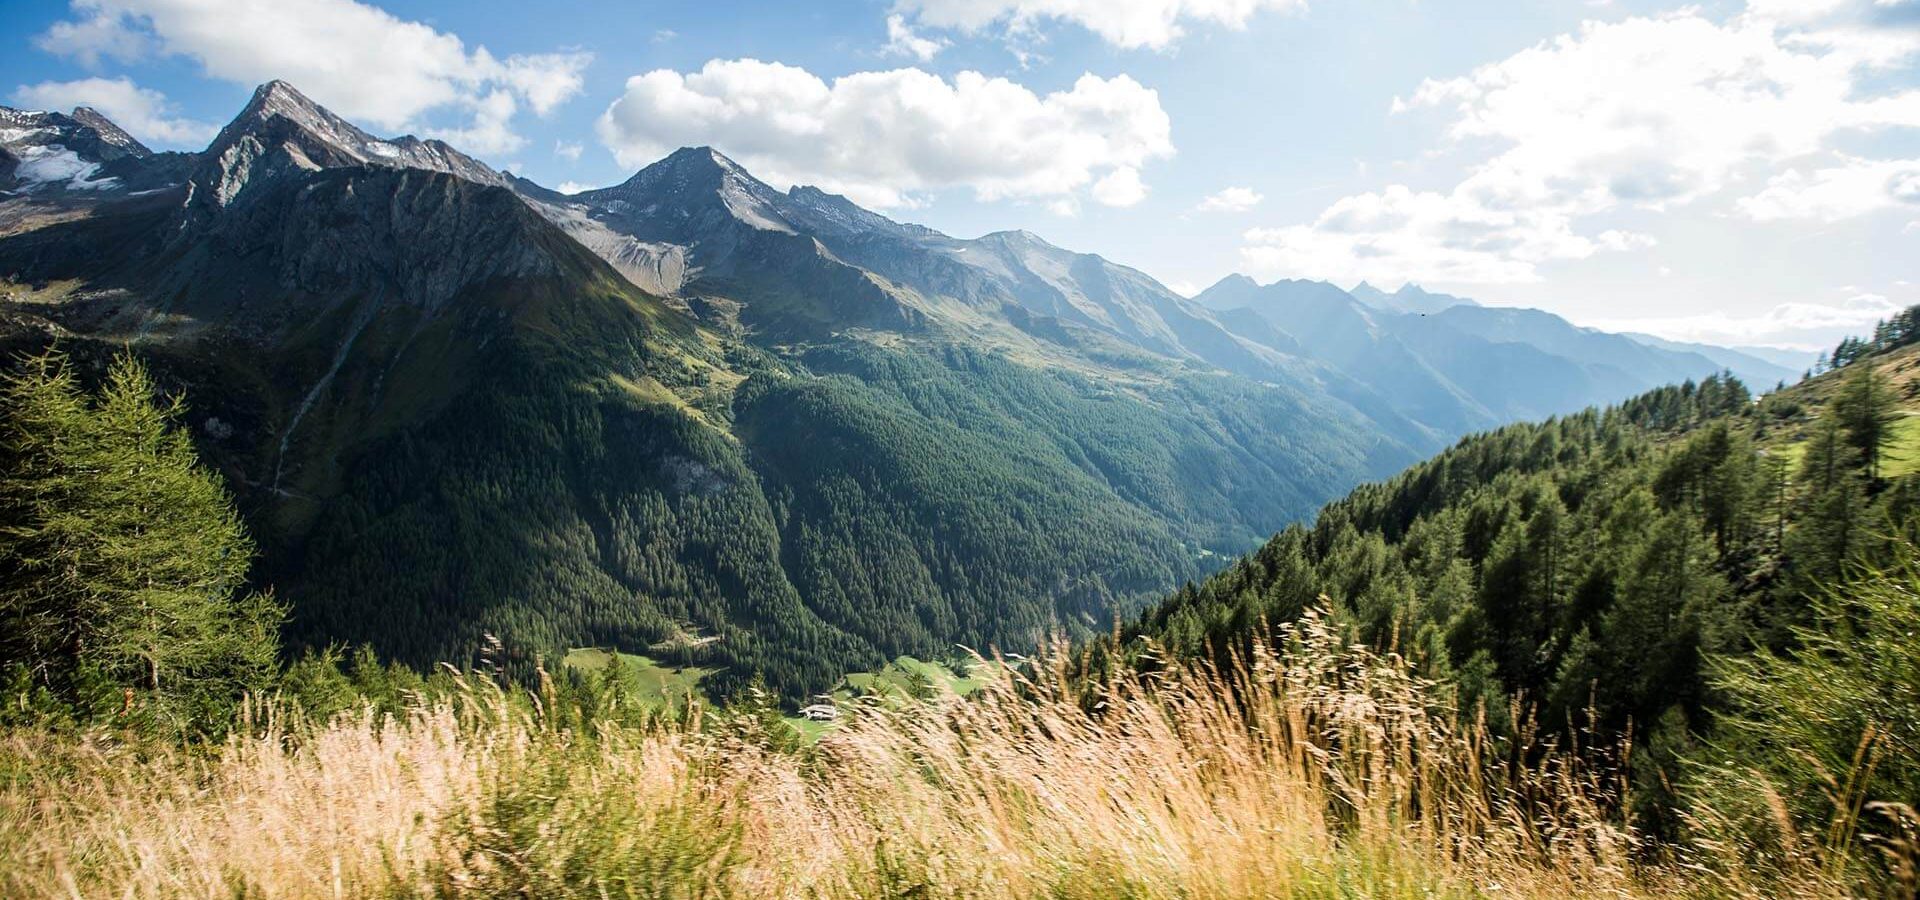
[0,81,1779,699]
[1136,327,1920,832]
[5,322,1916,898]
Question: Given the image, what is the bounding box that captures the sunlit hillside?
[7,610,1908,899]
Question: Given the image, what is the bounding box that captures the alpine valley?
[0,82,1803,698]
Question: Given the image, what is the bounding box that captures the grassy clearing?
[0,612,1884,899]
[1764,410,1920,478]
[560,648,713,710]
[793,656,1000,740]
[0,277,85,304]
[1752,345,1920,476]
[1880,412,1920,477]
[841,655,997,698]
[558,647,988,741]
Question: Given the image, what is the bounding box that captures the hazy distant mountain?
[1422,305,1724,387]
[1730,344,1823,373]
[1195,274,1776,426]
[1193,276,1494,438]
[1349,282,1478,316]
[1623,333,1802,388]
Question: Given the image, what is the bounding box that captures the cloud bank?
[12,76,215,147]
[596,59,1173,209]
[892,0,1308,50]
[1240,2,1920,286]
[34,0,591,154]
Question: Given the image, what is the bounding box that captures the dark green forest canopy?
[278,334,1406,700]
[1135,361,1919,743]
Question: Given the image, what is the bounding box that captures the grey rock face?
[517,147,925,336]
[217,167,566,312]
[66,107,152,158]
[511,147,1294,379]
[186,81,507,217]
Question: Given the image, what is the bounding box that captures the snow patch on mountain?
[13,145,118,191]
[0,126,56,144]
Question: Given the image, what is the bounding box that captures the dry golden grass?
[0,611,1876,899]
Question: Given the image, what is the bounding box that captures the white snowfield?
[12,144,120,192]
[0,126,55,144]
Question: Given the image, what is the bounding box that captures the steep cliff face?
[204,168,576,314]
[184,81,506,220]
[524,148,928,337]
[1,165,622,342]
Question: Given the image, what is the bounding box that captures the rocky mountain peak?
[781,184,931,240]
[1348,281,1475,316]
[581,145,793,233]
[221,80,369,152]
[605,146,755,194]
[987,228,1046,244]
[976,229,1064,257]
[66,107,151,158]
[189,80,506,213]
[1192,274,1271,310]
[1393,283,1477,312]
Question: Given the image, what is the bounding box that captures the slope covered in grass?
[9,613,1890,900]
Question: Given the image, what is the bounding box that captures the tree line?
[1820,302,1920,373]
[1134,362,1920,846]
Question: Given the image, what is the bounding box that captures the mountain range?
[0,81,1804,697]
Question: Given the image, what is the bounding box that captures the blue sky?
[4,0,1917,350]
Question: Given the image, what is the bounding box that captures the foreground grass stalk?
[0,612,1877,898]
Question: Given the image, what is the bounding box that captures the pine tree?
[1831,362,1901,482]
[1700,545,1920,837]
[1786,418,1867,604]
[0,350,283,732]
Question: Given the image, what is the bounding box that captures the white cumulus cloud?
[1092,165,1148,206]
[1196,185,1261,212]
[1241,4,1920,284]
[34,0,591,155]
[1741,156,1920,222]
[884,14,948,61]
[34,0,150,66]
[596,59,1173,209]
[893,0,1308,51]
[12,76,215,147]
[1242,185,1656,285]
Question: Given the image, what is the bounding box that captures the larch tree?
[0,349,282,731]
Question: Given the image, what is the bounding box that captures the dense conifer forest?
[1136,323,1920,840]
